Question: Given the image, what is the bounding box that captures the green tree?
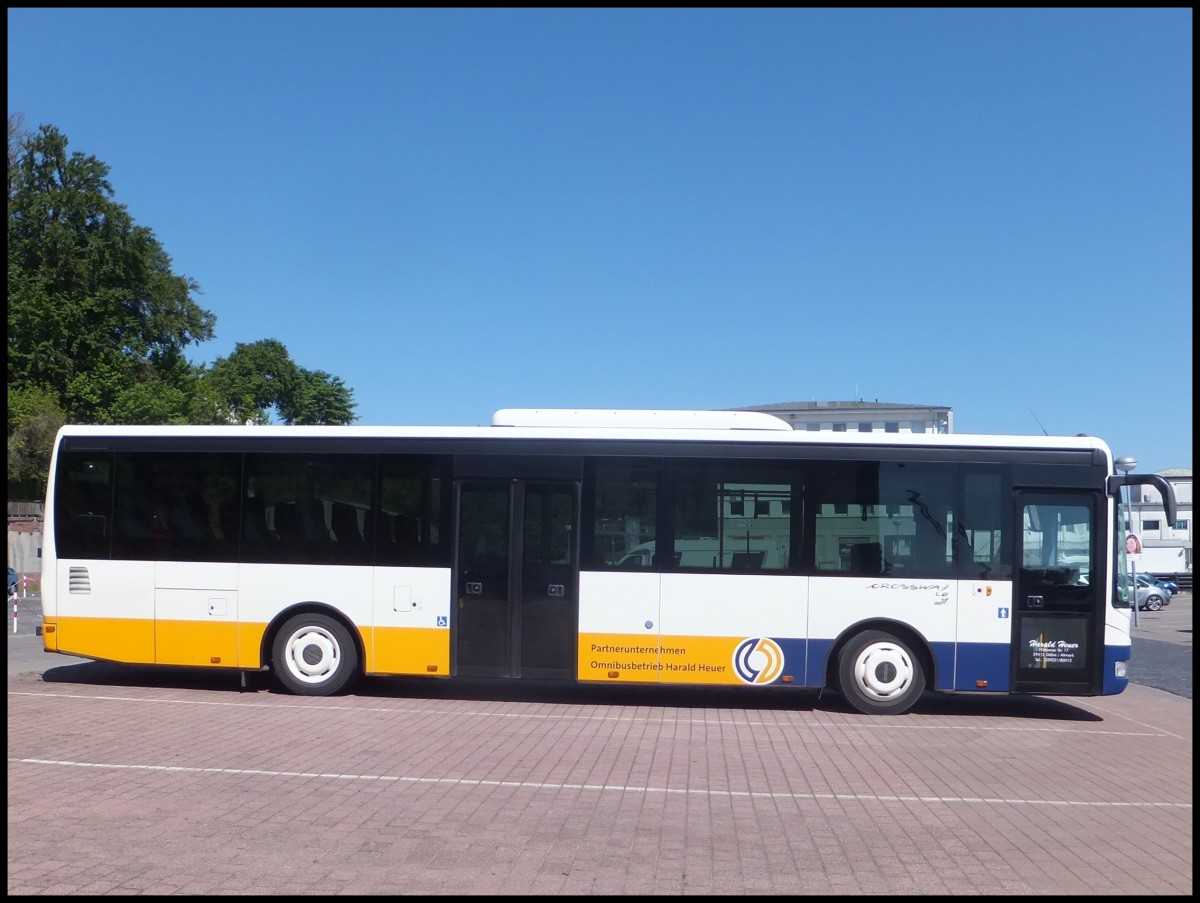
[282,369,358,425]
[203,339,356,425]
[6,384,66,496]
[8,124,216,423]
[8,120,359,495]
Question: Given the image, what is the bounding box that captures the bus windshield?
[1115,495,1136,609]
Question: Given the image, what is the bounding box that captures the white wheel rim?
[282,624,341,685]
[853,641,915,702]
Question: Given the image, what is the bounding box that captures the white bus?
[37,408,1176,714]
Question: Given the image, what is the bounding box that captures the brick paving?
[7,664,1192,895]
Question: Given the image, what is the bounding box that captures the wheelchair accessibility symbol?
[437,616,448,627]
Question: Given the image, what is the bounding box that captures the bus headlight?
[1115,661,1128,679]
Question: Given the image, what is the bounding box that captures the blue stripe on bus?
[949,642,1010,692]
[707,636,1127,696]
[799,638,1013,693]
[1103,644,1131,695]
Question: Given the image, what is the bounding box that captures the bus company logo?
[732,637,784,685]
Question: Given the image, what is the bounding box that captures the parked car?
[1135,583,1171,611]
[7,567,17,597]
[1151,575,1181,596]
[1136,573,1180,597]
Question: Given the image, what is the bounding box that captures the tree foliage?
[8,123,216,423]
[202,340,357,426]
[7,119,357,494]
[283,369,358,426]
[7,384,65,495]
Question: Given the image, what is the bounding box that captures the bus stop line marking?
[8,757,1191,810]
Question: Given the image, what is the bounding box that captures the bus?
[37,408,1177,715]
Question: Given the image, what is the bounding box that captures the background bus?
[38,409,1176,714]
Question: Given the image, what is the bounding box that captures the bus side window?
[587,460,657,567]
[959,468,1011,579]
[377,455,451,568]
[55,452,114,559]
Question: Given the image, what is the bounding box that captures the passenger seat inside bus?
[167,491,211,540]
[850,542,883,576]
[272,501,297,540]
[730,551,765,570]
[331,502,364,543]
[294,497,331,542]
[364,507,387,546]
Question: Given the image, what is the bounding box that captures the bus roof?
[53,410,1113,457]
[491,408,794,430]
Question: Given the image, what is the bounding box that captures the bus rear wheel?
[272,613,360,696]
[836,629,926,715]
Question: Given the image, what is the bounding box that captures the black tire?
[1144,594,1165,612]
[271,613,360,696]
[836,629,926,715]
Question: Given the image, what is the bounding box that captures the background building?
[1124,467,1193,584]
[730,400,953,434]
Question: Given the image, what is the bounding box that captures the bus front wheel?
[272,613,360,696]
[836,630,926,715]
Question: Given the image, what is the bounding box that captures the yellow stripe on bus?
[47,617,452,678]
[578,633,746,685]
[157,619,244,667]
[53,617,156,664]
[366,625,450,676]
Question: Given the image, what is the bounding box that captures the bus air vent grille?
[68,566,91,594]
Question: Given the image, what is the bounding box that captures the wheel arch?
[262,601,366,677]
[824,617,937,691]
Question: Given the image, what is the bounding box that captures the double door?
[454,480,579,679]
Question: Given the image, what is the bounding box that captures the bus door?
[1011,491,1102,694]
[453,480,579,679]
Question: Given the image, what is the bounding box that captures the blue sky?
[8,8,1193,473]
